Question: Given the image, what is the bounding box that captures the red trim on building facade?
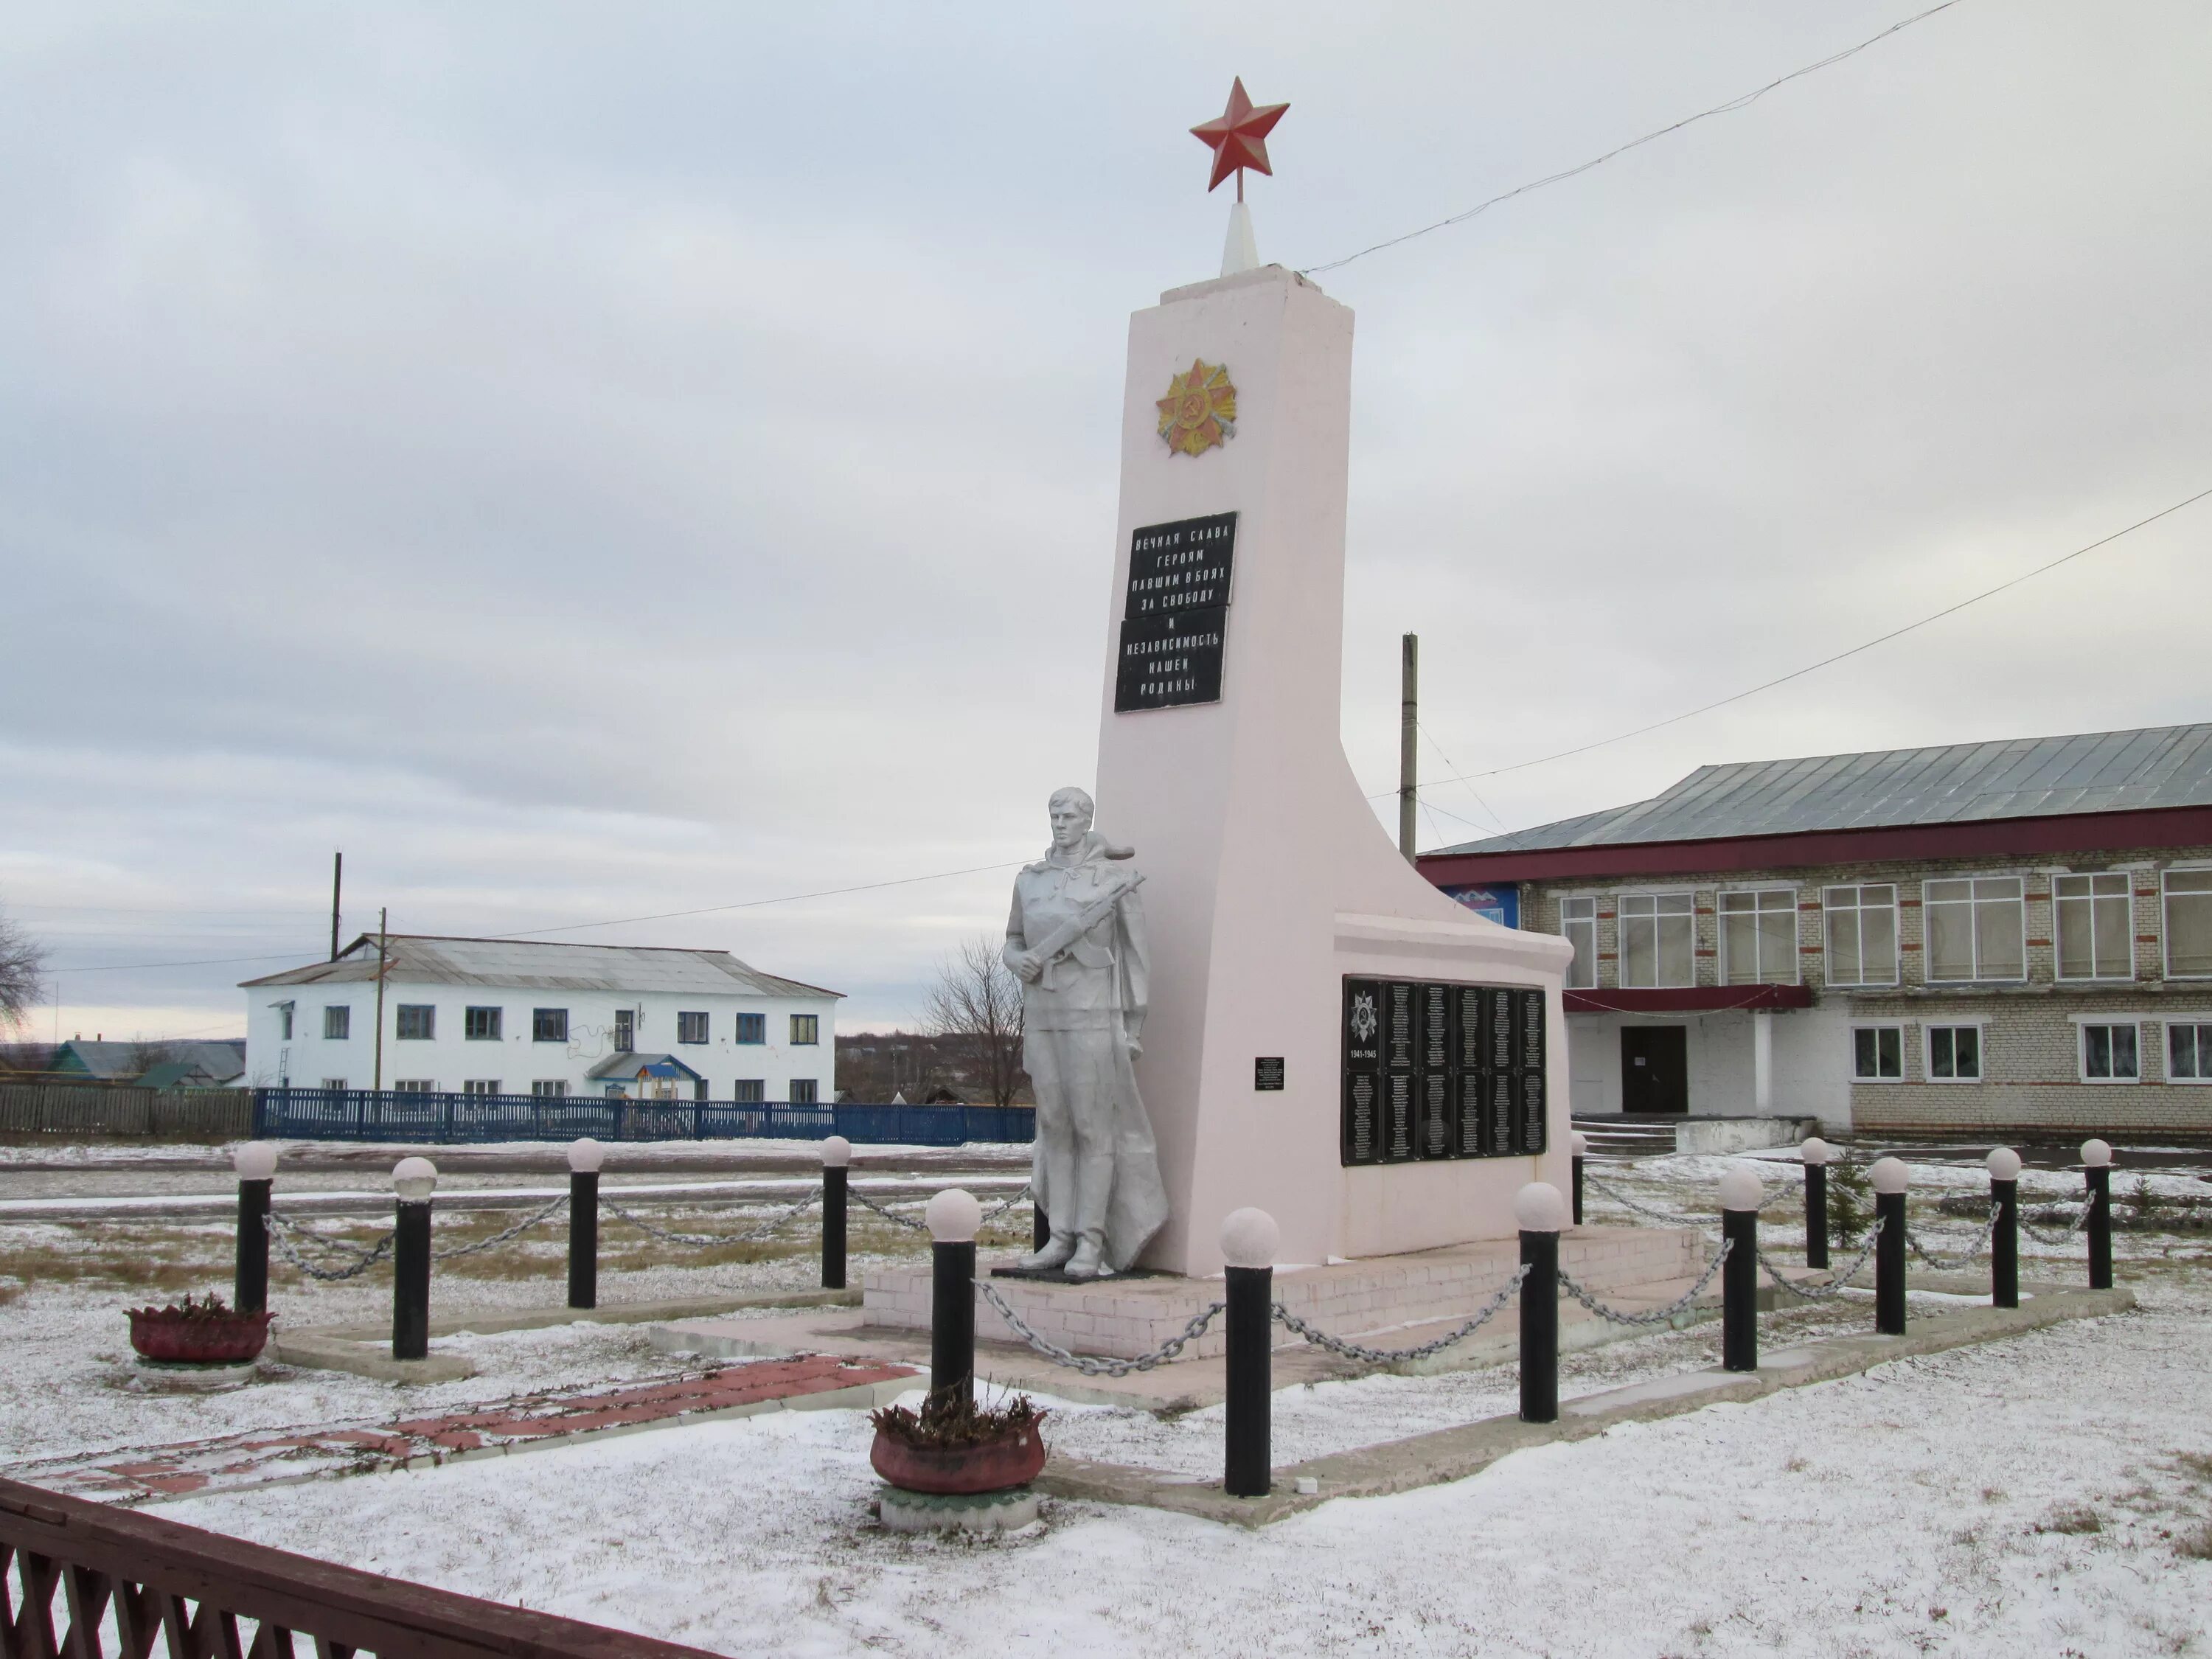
[1562,984,1814,1014]
[1418,804,2212,886]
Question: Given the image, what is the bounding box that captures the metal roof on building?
[1435,723,2212,855]
[240,935,841,999]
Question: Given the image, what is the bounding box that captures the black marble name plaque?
[1113,512,1237,713]
[1124,512,1237,615]
[1113,607,1226,712]
[1342,977,1548,1166]
[1255,1056,1285,1091]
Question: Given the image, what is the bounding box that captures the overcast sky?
[4,1,2208,1043]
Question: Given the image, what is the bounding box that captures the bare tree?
[919,935,1027,1108]
[0,906,46,1035]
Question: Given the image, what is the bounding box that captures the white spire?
[1220,200,1259,276]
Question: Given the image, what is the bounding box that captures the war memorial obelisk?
[1091,83,1574,1276]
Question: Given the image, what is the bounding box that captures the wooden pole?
[1399,633,1418,864]
[329,851,343,961]
[373,908,389,1093]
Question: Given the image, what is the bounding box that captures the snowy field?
[4,1145,2211,1655]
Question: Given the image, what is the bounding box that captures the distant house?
[1419,723,2212,1138]
[239,934,841,1102]
[46,1040,246,1088]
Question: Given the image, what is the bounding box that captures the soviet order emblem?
[1157,358,1237,457]
[1350,992,1378,1044]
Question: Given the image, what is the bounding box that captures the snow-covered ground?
[7,1144,2211,1655]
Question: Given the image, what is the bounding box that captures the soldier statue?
[1004,787,1170,1279]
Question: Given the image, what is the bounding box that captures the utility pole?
[1399,633,1419,864]
[373,908,389,1092]
[329,851,343,961]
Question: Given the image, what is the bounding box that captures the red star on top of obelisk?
[1190,77,1288,201]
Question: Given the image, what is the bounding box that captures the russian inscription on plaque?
[1254,1056,1285,1091]
[1113,512,1237,713]
[1340,978,1547,1166]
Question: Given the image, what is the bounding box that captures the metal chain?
[848,1188,931,1232]
[973,1278,1225,1377]
[2020,1205,2091,1246]
[264,1212,396,1281]
[976,1185,1034,1226]
[1270,1264,1531,1364]
[1905,1206,2000,1273]
[1557,1239,1732,1327]
[1755,1217,1885,1301]
[431,1195,569,1261]
[602,1189,818,1248]
[1582,1174,1713,1230]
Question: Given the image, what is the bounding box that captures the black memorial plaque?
[1113,512,1237,713]
[1255,1056,1285,1091]
[1124,512,1237,615]
[1341,976,1549,1168]
[1113,608,1226,713]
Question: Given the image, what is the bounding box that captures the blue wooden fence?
[252,1088,1034,1147]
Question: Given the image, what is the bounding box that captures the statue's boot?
[1064,1232,1108,1281]
[1018,1232,1077,1271]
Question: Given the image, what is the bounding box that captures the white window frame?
[2163,866,2212,980]
[1848,1023,1904,1082]
[462,1079,501,1096]
[530,1079,571,1099]
[1558,896,1598,990]
[393,1078,435,1094]
[2163,1018,2212,1084]
[1718,888,1798,986]
[2077,1020,2142,1084]
[1921,875,2028,984]
[2052,871,2135,982]
[1919,1019,1987,1083]
[319,1077,347,1091]
[322,1005,350,1040]
[1618,890,1697,989]
[1823,884,1900,987]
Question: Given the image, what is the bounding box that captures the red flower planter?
[128,1310,272,1365]
[870,1420,1048,1495]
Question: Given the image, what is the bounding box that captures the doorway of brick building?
[1621,1026,1688,1114]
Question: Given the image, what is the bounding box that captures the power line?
[1419,479,2212,793]
[1301,0,1968,278]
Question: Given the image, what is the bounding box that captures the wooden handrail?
[0,1478,721,1659]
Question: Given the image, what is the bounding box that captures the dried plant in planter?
[870,1387,1046,1450]
[127,1291,246,1323]
[126,1291,272,1364]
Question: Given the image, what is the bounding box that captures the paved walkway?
[6,1355,917,1507]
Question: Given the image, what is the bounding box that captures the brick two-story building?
[1418,723,2212,1138]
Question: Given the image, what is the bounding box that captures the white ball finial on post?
[2080,1138,2113,1169]
[1869,1157,1909,1195]
[1219,1207,1280,1269]
[1800,1137,1832,1167]
[566,1138,605,1174]
[1985,1147,2023,1182]
[1717,1166,1764,1213]
[233,1141,278,1182]
[1514,1182,1569,1234]
[392,1156,438,1202]
[925,1188,982,1244]
[820,1135,852,1169]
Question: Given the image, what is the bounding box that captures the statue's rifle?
[1028,872,1146,979]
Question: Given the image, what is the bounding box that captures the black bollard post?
[232,1142,276,1315]
[1220,1208,1278,1499]
[926,1189,978,1405]
[2083,1139,2113,1290]
[1987,1146,2020,1310]
[1517,1183,1565,1424]
[1719,1166,1761,1373]
[821,1136,849,1292]
[1872,1157,1907,1336]
[391,1157,437,1361]
[1570,1132,1587,1227]
[567,1138,602,1311]
[1801,1138,1830,1271]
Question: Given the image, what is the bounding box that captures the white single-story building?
[240,934,841,1103]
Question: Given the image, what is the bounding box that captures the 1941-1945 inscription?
[1340,978,1547,1166]
[1114,512,1237,712]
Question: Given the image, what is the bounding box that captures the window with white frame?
[1720,889,1796,984]
[1619,892,1695,987]
[1927,1024,1982,1081]
[1924,877,2025,981]
[1558,897,1597,990]
[2166,869,2212,978]
[1851,1025,1902,1081]
[2167,1022,2212,1082]
[394,1078,434,1093]
[1823,885,1898,986]
[530,1079,570,1098]
[323,1006,350,1040]
[462,1079,501,1096]
[320,1077,347,1091]
[2055,873,2133,981]
[2081,1021,2140,1082]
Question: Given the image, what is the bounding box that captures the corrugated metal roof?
[240,935,841,999]
[1436,722,2212,855]
[583,1051,703,1082]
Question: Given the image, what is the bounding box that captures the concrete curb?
[1033,1283,2138,1527]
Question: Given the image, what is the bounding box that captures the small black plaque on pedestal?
[1255,1056,1285,1091]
